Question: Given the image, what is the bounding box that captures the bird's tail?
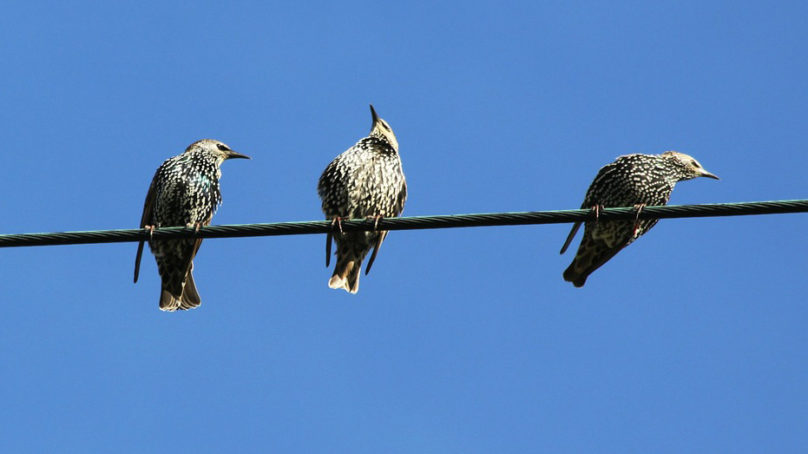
[328,255,361,294]
[563,234,626,288]
[160,268,202,311]
[328,232,375,294]
[562,264,588,288]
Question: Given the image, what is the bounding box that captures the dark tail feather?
[134,240,145,283]
[329,232,373,294]
[159,267,201,311]
[179,269,202,310]
[159,290,182,311]
[562,264,587,287]
[563,237,626,288]
[328,255,360,294]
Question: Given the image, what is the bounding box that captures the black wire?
[0,199,806,248]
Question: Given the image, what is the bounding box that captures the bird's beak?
[370,104,379,124]
[700,169,719,180]
[227,150,251,160]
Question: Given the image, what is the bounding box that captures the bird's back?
[318,137,406,219]
[564,154,679,286]
[584,154,674,208]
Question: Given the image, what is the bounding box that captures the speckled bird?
[318,105,407,293]
[560,151,718,287]
[133,139,250,311]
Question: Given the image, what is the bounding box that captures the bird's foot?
[144,225,156,240]
[590,205,603,223]
[632,204,646,237]
[185,222,203,236]
[331,217,344,236]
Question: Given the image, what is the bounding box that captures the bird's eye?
[217,144,230,152]
[691,160,700,168]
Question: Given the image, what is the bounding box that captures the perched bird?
[133,139,250,311]
[560,151,718,287]
[318,105,407,293]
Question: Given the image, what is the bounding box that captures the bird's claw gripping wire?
[325,217,344,268]
[590,205,602,223]
[144,225,155,241]
[632,204,646,237]
[331,216,344,236]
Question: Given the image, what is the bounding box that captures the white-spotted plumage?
[560,151,718,287]
[134,139,250,311]
[318,105,407,293]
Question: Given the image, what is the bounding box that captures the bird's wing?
[326,230,333,267]
[365,231,388,275]
[395,178,408,216]
[560,222,582,254]
[133,180,157,283]
[366,179,406,275]
[182,212,216,276]
[186,238,204,276]
[560,197,593,254]
[318,161,345,268]
[563,231,629,287]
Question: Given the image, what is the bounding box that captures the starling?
[133,139,250,311]
[560,151,718,287]
[317,105,407,293]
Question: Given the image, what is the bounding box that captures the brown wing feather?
[178,238,204,309]
[365,231,388,275]
[188,238,203,274]
[560,222,582,254]
[396,179,408,215]
[563,235,628,287]
[325,231,333,267]
[178,214,212,285]
[365,179,406,276]
[133,180,156,283]
[182,213,211,277]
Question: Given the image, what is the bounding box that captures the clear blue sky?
[1,2,806,452]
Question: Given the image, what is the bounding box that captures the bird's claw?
[590,205,602,223]
[632,204,646,237]
[144,225,155,240]
[331,217,344,236]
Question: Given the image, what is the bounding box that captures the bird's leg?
[632,204,646,237]
[331,216,344,236]
[185,222,203,237]
[590,205,602,223]
[144,225,156,241]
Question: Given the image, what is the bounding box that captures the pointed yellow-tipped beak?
[226,150,251,160]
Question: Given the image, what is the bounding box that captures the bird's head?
[368,104,399,152]
[186,139,251,165]
[661,151,719,181]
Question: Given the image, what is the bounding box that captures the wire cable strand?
[1,199,806,248]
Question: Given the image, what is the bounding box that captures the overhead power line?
[0,199,806,249]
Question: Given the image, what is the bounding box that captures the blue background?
[1,2,806,452]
